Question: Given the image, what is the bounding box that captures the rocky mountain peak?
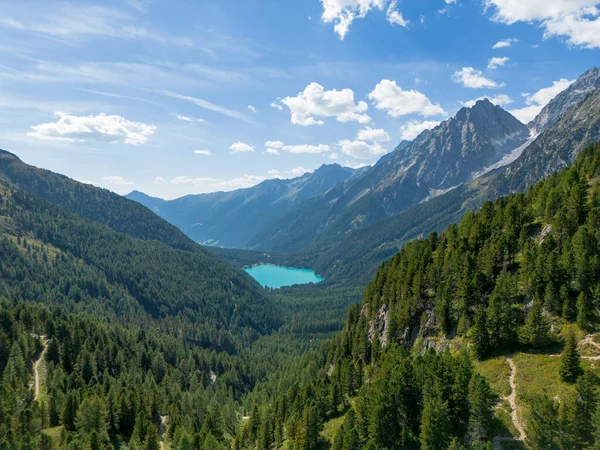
[530,66,600,134]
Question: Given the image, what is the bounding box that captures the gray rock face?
[490,84,600,197]
[530,67,600,134]
[323,99,529,228]
[394,98,531,190]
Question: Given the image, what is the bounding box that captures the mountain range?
[129,67,600,279]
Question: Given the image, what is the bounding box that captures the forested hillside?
[238,143,600,449]
[0,150,197,251]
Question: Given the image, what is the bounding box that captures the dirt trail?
[580,334,600,350]
[159,415,168,450]
[505,355,526,441]
[33,335,48,401]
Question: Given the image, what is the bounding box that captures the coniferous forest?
[3,140,600,448]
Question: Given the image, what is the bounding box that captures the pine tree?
[143,424,160,450]
[574,370,597,445]
[524,299,552,348]
[526,395,560,450]
[576,292,590,329]
[560,330,583,383]
[470,308,489,360]
[62,391,79,432]
[467,374,493,444]
[420,390,451,450]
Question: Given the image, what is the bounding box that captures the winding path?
[33,335,48,401]
[505,355,526,441]
[159,415,168,450]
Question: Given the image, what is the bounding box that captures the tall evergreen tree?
[560,331,583,383]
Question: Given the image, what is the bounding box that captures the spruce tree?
[470,308,489,360]
[576,292,590,329]
[420,390,451,450]
[524,299,551,348]
[560,331,583,383]
[526,395,560,450]
[574,370,597,445]
[467,374,493,444]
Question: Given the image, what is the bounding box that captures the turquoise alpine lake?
[244,264,324,289]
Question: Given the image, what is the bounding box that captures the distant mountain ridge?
[251,98,530,252]
[127,163,359,248]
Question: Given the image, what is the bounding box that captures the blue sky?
[0,0,599,199]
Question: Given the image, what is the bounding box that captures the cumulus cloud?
[344,161,372,169]
[265,140,284,148]
[338,139,387,159]
[488,56,510,69]
[368,80,446,118]
[320,0,387,39]
[194,150,212,156]
[266,148,280,155]
[229,141,255,153]
[154,176,165,183]
[485,0,600,49]
[461,94,513,107]
[282,82,370,126]
[270,102,283,110]
[452,67,505,89]
[400,120,440,141]
[509,78,574,123]
[28,111,156,145]
[281,144,331,154]
[492,38,518,48]
[171,175,266,191]
[356,127,390,142]
[247,105,257,112]
[100,176,134,185]
[386,1,409,27]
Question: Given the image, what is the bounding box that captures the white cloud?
[171,175,266,191]
[386,1,409,27]
[509,78,574,123]
[492,38,518,48]
[194,150,212,156]
[368,79,446,117]
[265,140,284,149]
[175,114,204,124]
[268,166,309,179]
[229,141,255,153]
[488,56,509,69]
[101,176,134,185]
[320,0,386,40]
[485,0,600,49]
[281,144,331,154]
[452,67,504,89]
[338,139,387,159]
[248,105,257,113]
[290,166,309,176]
[400,120,440,141]
[329,152,340,160]
[356,127,391,142]
[154,176,165,183]
[282,82,370,126]
[28,111,156,145]
[462,94,513,107]
[171,176,218,185]
[344,161,372,169]
[270,102,283,111]
[161,90,251,122]
[265,141,283,155]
